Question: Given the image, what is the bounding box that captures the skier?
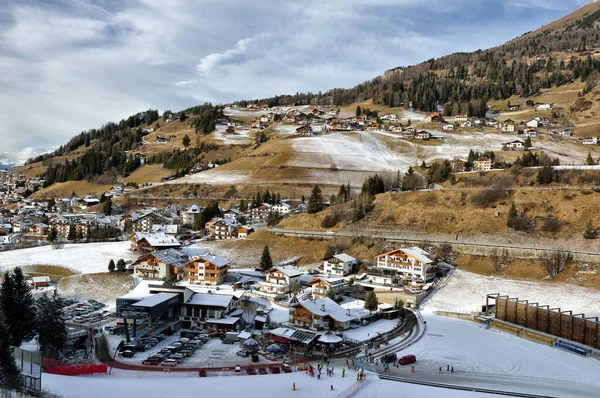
[451,366,454,373]
[411,365,415,373]
[439,366,442,374]
[447,365,450,371]
[293,383,296,391]
[330,385,334,391]
[342,368,345,378]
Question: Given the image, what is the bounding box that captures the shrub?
[471,187,511,208]
[541,217,561,233]
[321,212,339,229]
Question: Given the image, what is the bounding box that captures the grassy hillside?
[30,181,113,199]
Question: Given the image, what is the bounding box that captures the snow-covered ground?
[212,125,254,145]
[342,319,398,342]
[0,241,135,275]
[387,312,600,397]
[422,269,600,317]
[248,296,290,324]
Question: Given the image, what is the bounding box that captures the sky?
[0,0,593,165]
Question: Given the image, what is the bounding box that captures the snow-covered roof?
[32,276,50,283]
[333,253,356,263]
[186,204,202,214]
[197,254,231,268]
[272,266,303,278]
[151,249,190,268]
[119,280,160,301]
[402,247,434,264]
[297,297,356,323]
[180,247,210,258]
[318,331,343,344]
[135,232,180,247]
[132,292,179,308]
[186,293,234,308]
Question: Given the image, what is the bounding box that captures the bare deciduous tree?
[543,250,573,278]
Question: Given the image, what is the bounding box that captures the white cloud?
[0,0,590,164]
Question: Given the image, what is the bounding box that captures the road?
[265,227,600,258]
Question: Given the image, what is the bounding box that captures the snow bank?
[0,241,136,275]
[422,269,600,317]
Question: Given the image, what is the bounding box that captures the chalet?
[130,210,173,233]
[251,120,261,129]
[461,120,473,128]
[426,112,441,123]
[267,112,276,122]
[31,276,51,288]
[323,253,356,277]
[286,109,300,117]
[390,124,404,133]
[581,137,600,145]
[501,119,515,133]
[259,115,270,123]
[415,131,431,140]
[504,140,525,150]
[442,123,454,131]
[237,225,253,238]
[558,130,573,137]
[311,108,325,116]
[223,208,242,220]
[522,129,538,138]
[444,114,467,123]
[186,254,230,285]
[29,223,49,236]
[356,115,367,125]
[259,266,302,295]
[156,135,169,143]
[374,246,437,285]
[250,203,272,222]
[247,104,259,110]
[380,114,398,121]
[211,218,240,240]
[328,122,352,131]
[132,249,190,281]
[182,204,202,225]
[526,119,540,128]
[525,100,535,107]
[288,297,356,331]
[473,157,493,171]
[508,105,521,111]
[130,231,181,254]
[308,277,347,298]
[271,202,291,215]
[180,292,241,331]
[449,158,466,172]
[537,104,552,110]
[366,123,383,131]
[295,125,314,135]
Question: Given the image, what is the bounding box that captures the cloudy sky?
[0,0,592,165]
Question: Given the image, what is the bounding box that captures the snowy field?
[342,319,398,342]
[388,312,600,397]
[422,269,600,317]
[0,241,135,275]
[212,125,254,145]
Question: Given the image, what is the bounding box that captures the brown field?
[124,164,174,184]
[31,180,113,199]
[58,272,134,301]
[23,264,78,279]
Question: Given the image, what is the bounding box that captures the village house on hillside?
[289,297,357,331]
[323,253,356,277]
[130,231,181,254]
[186,254,231,285]
[250,203,272,222]
[473,157,493,171]
[504,140,525,150]
[129,209,174,233]
[372,246,438,286]
[181,204,202,225]
[259,266,303,295]
[308,277,347,298]
[132,249,190,281]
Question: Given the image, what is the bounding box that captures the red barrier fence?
[45,364,107,375]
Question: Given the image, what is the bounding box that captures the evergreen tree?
[307,185,324,214]
[507,202,518,228]
[585,152,596,165]
[402,166,422,191]
[536,165,554,185]
[239,199,248,213]
[47,227,58,242]
[364,291,378,313]
[182,134,191,148]
[583,220,599,239]
[36,290,67,359]
[117,259,127,272]
[355,105,362,117]
[259,245,274,272]
[68,224,76,241]
[0,268,37,347]
[108,259,116,272]
[524,136,532,150]
[326,288,337,301]
[103,198,112,216]
[0,310,21,390]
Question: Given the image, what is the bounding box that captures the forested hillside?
[237,2,600,116]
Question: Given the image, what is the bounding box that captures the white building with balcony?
[373,247,437,285]
[323,253,356,277]
[259,266,302,295]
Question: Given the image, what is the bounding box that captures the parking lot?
[62,299,115,326]
[114,333,275,368]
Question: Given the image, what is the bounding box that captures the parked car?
[235,365,242,373]
[118,350,135,358]
[142,358,161,366]
[199,369,207,377]
[269,365,280,374]
[246,368,257,375]
[169,354,185,363]
[161,359,178,367]
[73,316,85,323]
[398,354,416,365]
[258,367,268,375]
[281,364,292,373]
